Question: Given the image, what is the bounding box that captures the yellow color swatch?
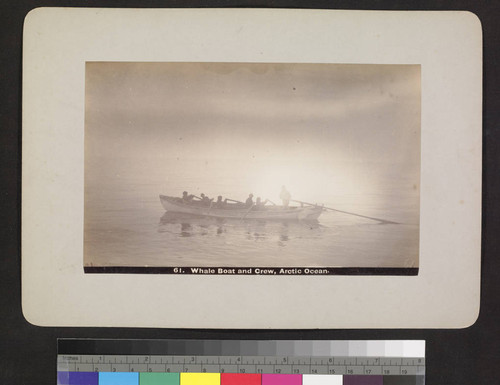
[180,373,220,385]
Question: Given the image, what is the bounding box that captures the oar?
[193,195,213,201]
[291,199,399,225]
[226,198,243,204]
[266,199,277,206]
[241,204,254,220]
[206,200,214,215]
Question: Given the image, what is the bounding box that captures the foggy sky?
[85,62,420,166]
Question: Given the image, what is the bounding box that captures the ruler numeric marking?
[59,354,425,377]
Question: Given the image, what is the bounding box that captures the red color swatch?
[221,373,262,385]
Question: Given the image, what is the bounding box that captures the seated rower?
[245,193,254,207]
[193,193,212,206]
[214,195,227,208]
[255,197,268,210]
[182,191,194,203]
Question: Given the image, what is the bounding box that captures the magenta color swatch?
[262,374,303,385]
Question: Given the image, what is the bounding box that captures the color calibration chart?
[57,339,425,385]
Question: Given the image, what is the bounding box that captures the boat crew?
[214,195,227,208]
[190,193,212,206]
[245,194,254,207]
[200,193,212,206]
[182,191,194,203]
[280,186,291,208]
[255,197,268,210]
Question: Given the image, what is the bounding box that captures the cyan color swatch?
[98,372,139,385]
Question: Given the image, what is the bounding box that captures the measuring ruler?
[57,339,425,384]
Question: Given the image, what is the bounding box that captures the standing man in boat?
[280,186,291,208]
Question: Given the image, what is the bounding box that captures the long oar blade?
[291,199,399,225]
[323,207,399,225]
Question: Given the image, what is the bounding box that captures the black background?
[1,1,498,384]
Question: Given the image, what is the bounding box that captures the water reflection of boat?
[159,195,323,220]
[158,211,320,241]
[160,211,226,227]
[160,211,320,226]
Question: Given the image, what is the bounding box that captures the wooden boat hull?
[159,195,323,220]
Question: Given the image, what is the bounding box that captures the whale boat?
[159,195,323,220]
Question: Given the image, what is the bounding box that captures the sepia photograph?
[22,8,481,327]
[84,61,420,274]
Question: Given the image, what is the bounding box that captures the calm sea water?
[84,158,419,268]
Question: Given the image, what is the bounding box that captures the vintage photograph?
[84,62,420,274]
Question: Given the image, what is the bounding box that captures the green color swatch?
[139,372,180,385]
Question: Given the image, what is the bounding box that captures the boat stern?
[298,206,324,220]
